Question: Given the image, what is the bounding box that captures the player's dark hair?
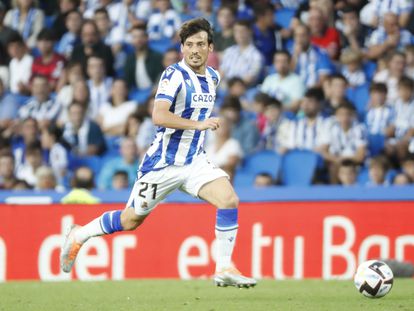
[37,28,56,41]
[398,76,414,89]
[370,82,388,94]
[304,87,324,102]
[179,18,213,45]
[221,95,242,112]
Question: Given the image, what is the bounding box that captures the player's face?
[181,31,212,74]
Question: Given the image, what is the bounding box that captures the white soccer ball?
[354,260,394,298]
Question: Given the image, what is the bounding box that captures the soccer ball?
[354,260,394,298]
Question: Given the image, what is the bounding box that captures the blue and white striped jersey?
[138,60,220,177]
[366,105,394,135]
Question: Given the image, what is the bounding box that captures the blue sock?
[99,210,123,234]
[215,208,238,271]
[216,208,238,231]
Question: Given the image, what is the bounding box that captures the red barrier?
[0,202,413,281]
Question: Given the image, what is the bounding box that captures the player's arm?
[152,100,219,131]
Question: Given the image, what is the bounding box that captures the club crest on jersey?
[163,67,175,79]
[191,92,215,108]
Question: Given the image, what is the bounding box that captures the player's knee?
[121,210,147,230]
[220,192,239,209]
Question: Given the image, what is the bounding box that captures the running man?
[60,18,256,288]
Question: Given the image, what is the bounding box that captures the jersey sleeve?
[155,66,183,104]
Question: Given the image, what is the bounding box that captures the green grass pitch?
[1,279,414,311]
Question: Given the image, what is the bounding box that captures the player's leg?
[60,178,174,273]
[183,156,256,287]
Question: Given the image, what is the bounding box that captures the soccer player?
[60,18,256,288]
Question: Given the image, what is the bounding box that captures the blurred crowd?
[0,0,414,192]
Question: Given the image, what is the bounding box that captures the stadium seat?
[68,155,102,177]
[233,171,256,187]
[362,61,377,81]
[149,38,173,53]
[128,87,152,104]
[274,8,295,29]
[242,150,282,180]
[347,82,370,121]
[280,150,319,186]
[367,134,385,156]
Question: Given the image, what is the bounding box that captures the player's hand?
[196,118,220,131]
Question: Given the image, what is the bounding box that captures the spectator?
[361,0,412,28]
[251,92,271,134]
[374,51,407,104]
[86,54,113,120]
[32,28,66,91]
[366,83,394,136]
[319,103,367,183]
[291,24,333,88]
[307,7,340,60]
[337,159,357,186]
[0,3,15,85]
[7,32,32,94]
[401,156,414,181]
[220,95,259,155]
[15,141,43,187]
[98,137,139,190]
[13,179,32,189]
[0,152,19,189]
[97,79,137,136]
[0,78,20,137]
[147,0,181,41]
[55,62,85,120]
[281,88,329,153]
[193,0,216,27]
[63,102,107,156]
[104,0,151,41]
[124,111,145,154]
[205,118,243,182]
[260,97,288,152]
[339,6,370,53]
[58,79,90,126]
[124,25,164,91]
[18,75,60,129]
[252,3,284,66]
[220,20,264,87]
[367,156,390,186]
[405,45,414,79]
[254,172,273,187]
[4,0,45,48]
[340,48,367,87]
[40,123,69,186]
[56,9,82,58]
[393,172,411,185]
[51,0,81,40]
[35,165,58,190]
[162,47,180,69]
[213,5,236,55]
[61,166,100,204]
[12,117,39,171]
[261,50,305,112]
[386,77,414,161]
[367,13,414,61]
[111,170,129,190]
[322,74,350,115]
[93,8,125,71]
[136,97,157,157]
[71,19,115,77]
[227,77,248,108]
